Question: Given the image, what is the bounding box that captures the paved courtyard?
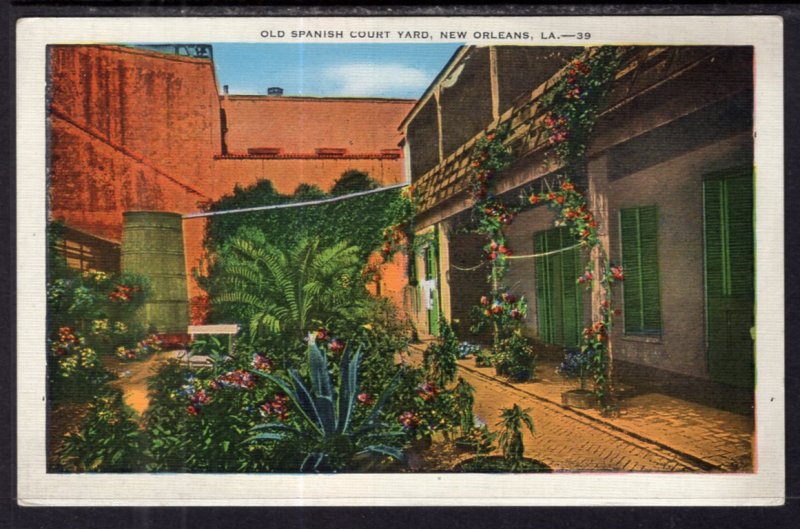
[406,343,754,472]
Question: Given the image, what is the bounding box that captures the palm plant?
[497,404,535,472]
[249,340,406,472]
[213,235,365,342]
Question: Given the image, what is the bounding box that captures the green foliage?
[55,387,146,472]
[249,342,407,472]
[202,174,405,266]
[497,404,536,472]
[143,360,276,472]
[452,377,476,437]
[209,235,366,348]
[46,222,154,400]
[422,315,460,388]
[492,332,537,382]
[330,169,379,196]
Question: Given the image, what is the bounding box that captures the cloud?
[320,63,431,98]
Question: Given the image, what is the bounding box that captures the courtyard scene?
[46,42,755,473]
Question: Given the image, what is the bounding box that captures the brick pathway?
[404,343,754,472]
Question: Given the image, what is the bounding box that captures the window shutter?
[703,179,725,299]
[621,206,661,335]
[534,232,553,343]
[535,227,583,346]
[725,171,754,299]
[638,206,661,333]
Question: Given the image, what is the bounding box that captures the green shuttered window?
[534,227,583,347]
[620,206,662,335]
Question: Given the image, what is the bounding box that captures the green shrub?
[55,387,146,472]
[493,332,536,382]
[143,360,277,472]
[423,316,460,388]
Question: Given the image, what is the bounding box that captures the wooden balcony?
[412,45,747,215]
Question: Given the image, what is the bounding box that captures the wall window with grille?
[619,205,662,336]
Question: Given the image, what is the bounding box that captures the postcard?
[16,15,784,506]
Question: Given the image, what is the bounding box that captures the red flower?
[186,405,199,416]
[484,309,492,317]
[528,194,540,205]
[510,308,521,319]
[398,411,420,430]
[316,328,329,341]
[252,353,273,372]
[329,338,345,354]
[612,266,624,281]
[488,252,498,261]
[561,182,575,192]
[491,305,503,315]
[486,133,495,142]
[480,295,489,306]
[357,392,374,405]
[555,195,565,205]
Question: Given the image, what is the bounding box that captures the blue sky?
[208,43,461,99]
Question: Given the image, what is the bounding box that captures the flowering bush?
[493,332,537,382]
[55,387,146,472]
[473,291,528,332]
[457,342,482,359]
[144,360,277,472]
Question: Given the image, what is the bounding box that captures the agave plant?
[249,339,406,472]
[212,236,365,342]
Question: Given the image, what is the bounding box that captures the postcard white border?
[16,16,785,506]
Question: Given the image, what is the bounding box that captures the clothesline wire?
[449,242,584,271]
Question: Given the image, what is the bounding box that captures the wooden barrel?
[121,211,189,334]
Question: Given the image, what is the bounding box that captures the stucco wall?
[604,131,753,378]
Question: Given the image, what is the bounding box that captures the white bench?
[183,324,240,366]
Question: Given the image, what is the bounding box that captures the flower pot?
[507,367,533,383]
[561,388,597,409]
[453,455,551,473]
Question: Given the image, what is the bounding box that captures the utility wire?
[182,182,408,219]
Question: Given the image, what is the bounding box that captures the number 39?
[577,32,591,40]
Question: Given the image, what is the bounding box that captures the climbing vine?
[465,47,623,407]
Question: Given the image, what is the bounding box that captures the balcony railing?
[412,46,726,213]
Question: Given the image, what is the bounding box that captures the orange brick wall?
[47,45,413,322]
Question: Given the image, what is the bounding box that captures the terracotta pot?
[561,388,597,409]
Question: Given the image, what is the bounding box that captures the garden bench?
[181,324,240,367]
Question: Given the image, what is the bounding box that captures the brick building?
[403,45,754,391]
[47,44,414,322]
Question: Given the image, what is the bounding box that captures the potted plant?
[493,332,536,382]
[455,404,550,472]
[558,349,597,409]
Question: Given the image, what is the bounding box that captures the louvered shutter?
[535,227,583,346]
[621,206,662,335]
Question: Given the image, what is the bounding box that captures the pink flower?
[329,338,345,354]
[357,392,374,405]
[398,411,421,429]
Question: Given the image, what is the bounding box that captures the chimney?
[223,85,229,95]
[267,86,284,96]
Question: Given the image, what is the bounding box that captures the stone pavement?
[404,343,754,472]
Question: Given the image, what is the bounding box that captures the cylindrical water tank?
[121,211,189,334]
